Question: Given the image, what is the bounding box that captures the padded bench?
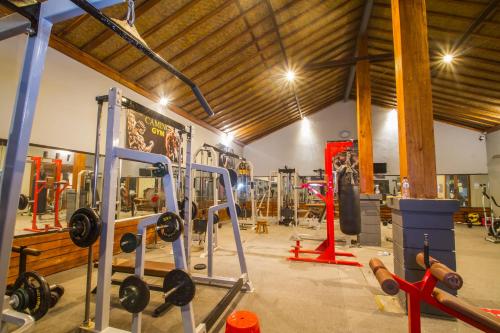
[433,289,500,332]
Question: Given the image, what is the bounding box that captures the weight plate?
[11,271,51,321]
[225,203,242,218]
[69,208,101,248]
[213,213,220,224]
[179,199,198,220]
[219,169,238,188]
[120,233,139,253]
[193,264,207,271]
[163,269,195,307]
[119,275,150,314]
[156,212,183,242]
[18,194,29,210]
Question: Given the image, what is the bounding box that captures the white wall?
[0,35,242,158]
[486,130,500,215]
[244,101,488,177]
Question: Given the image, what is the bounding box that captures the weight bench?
[370,253,500,333]
[93,258,175,317]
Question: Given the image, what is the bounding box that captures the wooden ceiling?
[3,0,500,143]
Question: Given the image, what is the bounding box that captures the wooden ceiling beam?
[136,1,270,84]
[154,0,358,97]
[120,0,236,74]
[102,0,205,64]
[219,71,348,131]
[231,84,346,135]
[56,14,87,37]
[47,35,239,146]
[343,0,374,101]
[241,96,343,142]
[237,94,343,141]
[304,52,393,70]
[200,41,354,125]
[180,8,361,115]
[147,0,328,91]
[81,0,162,52]
[188,33,356,119]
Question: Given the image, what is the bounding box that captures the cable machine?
[277,167,299,226]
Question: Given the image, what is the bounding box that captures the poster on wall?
[126,109,182,163]
[332,140,359,186]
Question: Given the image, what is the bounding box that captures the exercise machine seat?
[95,258,174,277]
[433,289,500,332]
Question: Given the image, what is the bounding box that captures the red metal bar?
[52,159,68,228]
[24,157,47,232]
[391,269,497,333]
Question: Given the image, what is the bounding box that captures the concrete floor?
[24,222,500,333]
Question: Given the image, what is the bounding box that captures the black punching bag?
[337,170,361,235]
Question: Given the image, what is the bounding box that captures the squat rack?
[0,0,213,330]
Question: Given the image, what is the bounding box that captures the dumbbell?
[49,285,65,308]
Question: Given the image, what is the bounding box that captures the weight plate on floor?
[10,271,51,321]
[68,208,101,248]
[119,275,150,314]
[156,212,183,242]
[193,263,207,270]
[163,269,195,307]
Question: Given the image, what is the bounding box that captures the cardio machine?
[480,184,500,243]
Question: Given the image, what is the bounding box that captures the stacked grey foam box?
[358,193,381,246]
[388,197,459,318]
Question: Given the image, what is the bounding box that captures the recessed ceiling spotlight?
[159,96,170,106]
[442,54,454,64]
[285,70,296,82]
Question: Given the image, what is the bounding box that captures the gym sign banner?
[126,109,181,163]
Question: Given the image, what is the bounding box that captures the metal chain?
[126,0,136,26]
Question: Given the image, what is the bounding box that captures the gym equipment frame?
[288,141,361,266]
[277,167,299,226]
[0,1,125,331]
[94,87,193,333]
[0,1,214,330]
[370,250,500,332]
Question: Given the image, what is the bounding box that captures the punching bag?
[337,169,361,235]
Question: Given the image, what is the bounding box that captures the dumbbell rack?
[93,88,194,333]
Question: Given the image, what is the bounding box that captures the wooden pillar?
[356,33,374,194]
[72,153,87,189]
[391,0,437,198]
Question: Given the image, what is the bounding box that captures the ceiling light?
[285,70,295,82]
[159,96,170,106]
[442,54,454,64]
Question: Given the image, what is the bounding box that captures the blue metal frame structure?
[0,1,123,330]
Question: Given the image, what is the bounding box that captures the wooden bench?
[93,258,174,277]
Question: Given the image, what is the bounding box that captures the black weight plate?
[163,269,195,307]
[225,203,242,218]
[213,213,220,224]
[69,208,101,248]
[179,199,198,219]
[18,194,29,210]
[119,275,150,314]
[11,271,51,321]
[219,168,238,188]
[193,264,206,270]
[156,212,183,242]
[120,233,139,253]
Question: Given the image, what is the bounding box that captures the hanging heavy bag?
[337,168,361,235]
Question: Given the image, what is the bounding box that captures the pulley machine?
[288,141,362,266]
[277,167,298,226]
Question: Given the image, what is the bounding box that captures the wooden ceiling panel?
[2,0,494,143]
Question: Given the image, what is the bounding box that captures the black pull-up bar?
[69,0,214,117]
